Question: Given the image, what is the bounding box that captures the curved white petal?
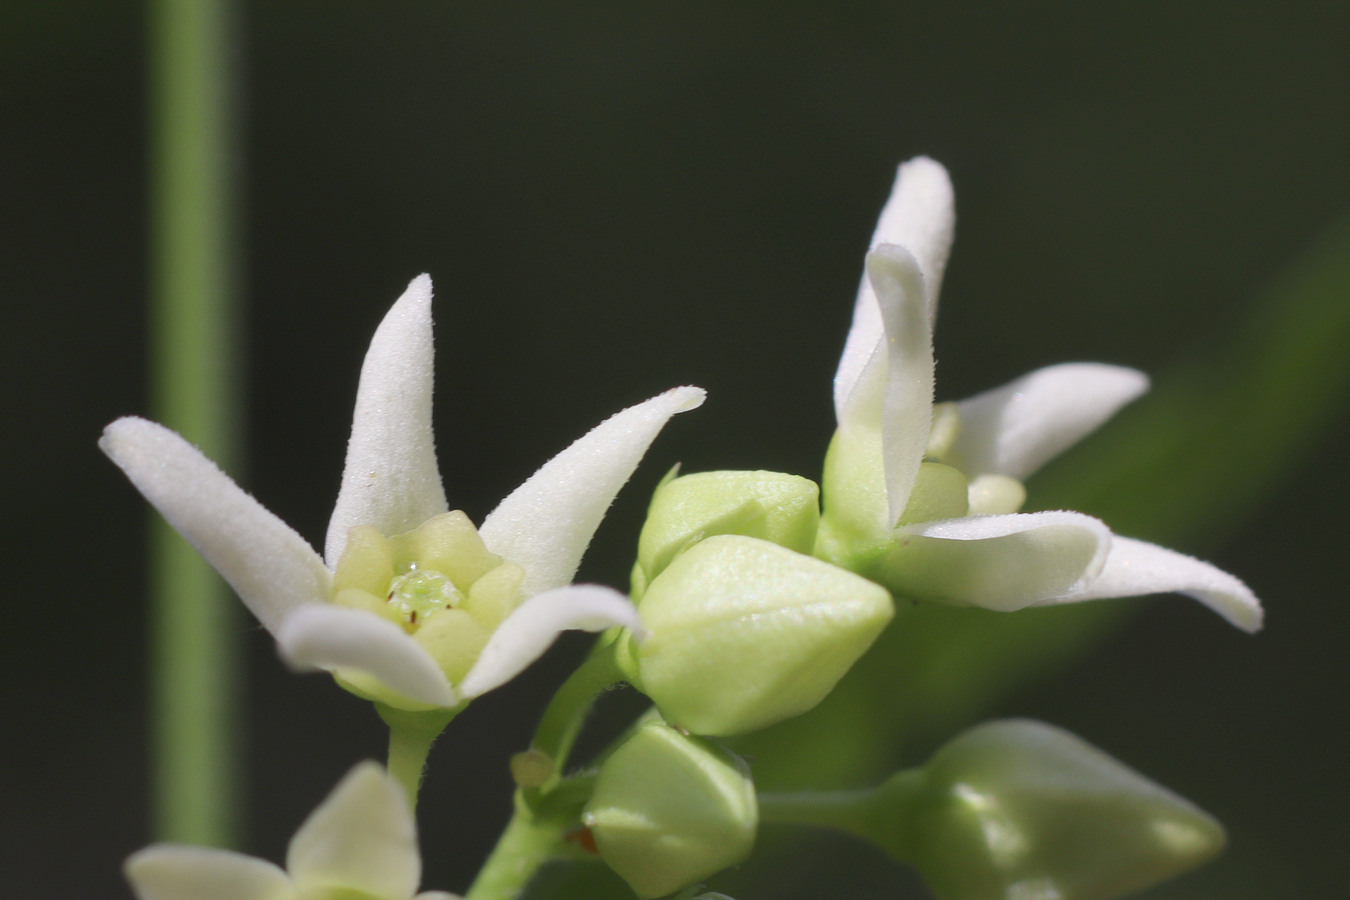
[125,845,294,900]
[100,417,330,635]
[287,762,420,900]
[456,585,640,699]
[949,363,1151,480]
[834,156,954,414]
[326,275,449,567]
[277,604,457,708]
[1043,535,1263,632]
[831,246,935,531]
[480,387,705,597]
[879,511,1112,611]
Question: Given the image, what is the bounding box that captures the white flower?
[819,158,1261,631]
[102,276,705,709]
[125,761,459,900]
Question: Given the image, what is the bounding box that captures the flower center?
[329,510,527,698]
[386,563,463,625]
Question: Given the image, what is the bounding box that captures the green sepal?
[583,719,758,899]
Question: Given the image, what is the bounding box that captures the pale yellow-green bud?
[635,469,821,595]
[620,534,894,736]
[862,719,1226,900]
[583,719,758,899]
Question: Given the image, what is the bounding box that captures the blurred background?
[4,3,1348,897]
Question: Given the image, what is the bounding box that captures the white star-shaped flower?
[819,158,1261,631]
[126,761,458,900]
[102,276,704,709]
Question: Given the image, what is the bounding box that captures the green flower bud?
[583,720,758,899]
[620,534,894,736]
[865,719,1226,900]
[636,470,821,588]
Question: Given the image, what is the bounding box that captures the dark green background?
[3,3,1347,898]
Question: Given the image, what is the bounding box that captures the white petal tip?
[666,385,707,412]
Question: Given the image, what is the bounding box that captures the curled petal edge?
[876,511,1113,611]
[276,604,457,708]
[1040,535,1264,632]
[456,585,641,699]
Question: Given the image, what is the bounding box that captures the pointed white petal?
[277,604,457,707]
[880,511,1112,611]
[949,363,1151,480]
[456,585,640,699]
[868,156,956,301]
[1044,535,1263,632]
[832,246,935,530]
[100,417,330,635]
[286,762,421,900]
[326,275,449,567]
[479,387,705,597]
[125,845,294,900]
[834,156,954,415]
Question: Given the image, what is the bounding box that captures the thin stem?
[464,796,567,900]
[757,788,876,835]
[379,705,457,809]
[530,638,624,772]
[147,0,242,846]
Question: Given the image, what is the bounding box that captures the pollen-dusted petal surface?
[326,275,449,567]
[948,363,1150,480]
[100,417,331,635]
[276,604,457,707]
[879,511,1113,610]
[125,845,294,900]
[455,585,640,699]
[286,762,421,900]
[480,386,705,597]
[1044,535,1263,632]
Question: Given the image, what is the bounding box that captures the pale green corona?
[331,511,525,695]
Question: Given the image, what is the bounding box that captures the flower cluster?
[108,159,1262,900]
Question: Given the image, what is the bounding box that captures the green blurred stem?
[758,788,876,834]
[148,0,242,845]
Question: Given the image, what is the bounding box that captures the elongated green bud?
[620,534,893,735]
[583,720,758,899]
[865,719,1226,900]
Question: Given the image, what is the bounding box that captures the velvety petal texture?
[286,762,421,900]
[104,275,702,708]
[949,363,1150,480]
[326,275,449,567]
[126,846,294,900]
[99,417,331,634]
[480,386,706,598]
[277,604,457,708]
[1044,536,1263,632]
[456,584,641,699]
[834,156,954,415]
